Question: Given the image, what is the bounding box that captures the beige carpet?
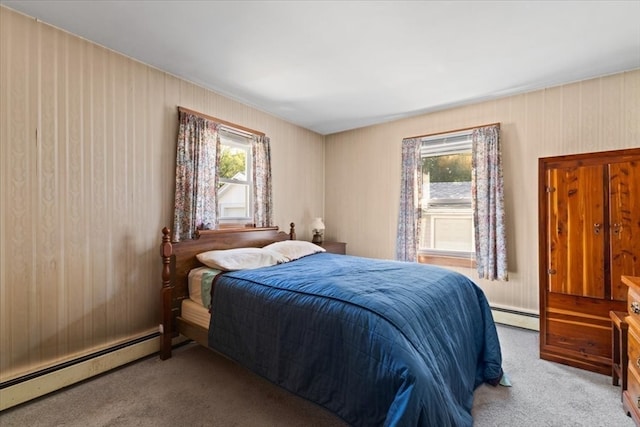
[0,325,635,426]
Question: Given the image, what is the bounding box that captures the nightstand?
[316,241,346,255]
[610,310,628,393]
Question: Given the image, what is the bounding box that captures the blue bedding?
[208,253,503,426]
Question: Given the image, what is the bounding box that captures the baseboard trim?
[491,307,539,331]
[0,335,160,411]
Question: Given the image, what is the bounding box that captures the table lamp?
[311,217,325,244]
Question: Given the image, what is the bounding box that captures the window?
[218,128,252,223]
[420,130,474,259]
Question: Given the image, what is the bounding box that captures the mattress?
[188,266,221,308]
[181,299,211,329]
[183,266,218,329]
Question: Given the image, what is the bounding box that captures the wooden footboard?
[159,224,295,360]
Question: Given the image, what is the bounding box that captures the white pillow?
[263,240,325,261]
[196,247,287,271]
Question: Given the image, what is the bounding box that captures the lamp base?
[312,232,323,244]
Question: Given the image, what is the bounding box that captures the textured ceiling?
[2,1,639,135]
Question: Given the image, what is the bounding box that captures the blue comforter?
[208,253,502,426]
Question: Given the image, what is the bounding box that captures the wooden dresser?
[623,275,640,425]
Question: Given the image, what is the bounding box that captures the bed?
[159,224,503,427]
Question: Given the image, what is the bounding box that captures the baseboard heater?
[0,332,160,411]
[490,305,539,331]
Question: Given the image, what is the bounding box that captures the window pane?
[420,149,473,255]
[219,145,247,180]
[431,216,474,252]
[217,129,253,222]
[420,209,474,253]
[218,183,249,219]
[422,153,471,203]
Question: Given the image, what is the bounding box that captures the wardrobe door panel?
[609,160,640,301]
[547,165,605,298]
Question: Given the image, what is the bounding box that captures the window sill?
[418,254,476,269]
[217,222,254,229]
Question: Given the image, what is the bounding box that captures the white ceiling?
[2,1,639,135]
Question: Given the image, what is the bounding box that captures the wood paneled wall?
[2,3,638,381]
[324,69,640,315]
[0,7,325,381]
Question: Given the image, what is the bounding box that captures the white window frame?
[218,127,253,224]
[420,130,474,259]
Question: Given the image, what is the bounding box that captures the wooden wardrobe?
[539,147,640,374]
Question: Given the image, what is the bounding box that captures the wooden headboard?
[159,223,296,359]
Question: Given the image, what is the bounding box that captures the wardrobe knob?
[612,223,621,235]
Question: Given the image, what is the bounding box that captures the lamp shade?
[311,217,325,232]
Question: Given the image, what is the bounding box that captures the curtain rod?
[178,106,265,137]
[406,122,500,141]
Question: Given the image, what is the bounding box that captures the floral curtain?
[252,135,273,227]
[172,111,220,241]
[395,138,422,262]
[472,125,508,281]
